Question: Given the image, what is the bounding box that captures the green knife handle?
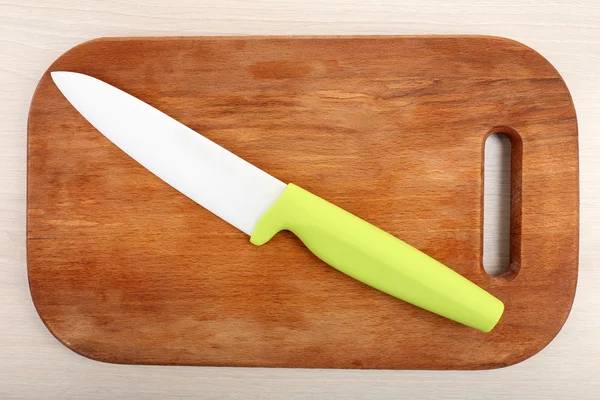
[250,183,504,332]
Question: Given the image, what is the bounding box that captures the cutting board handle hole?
[483,129,522,279]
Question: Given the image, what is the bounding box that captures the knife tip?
[50,70,69,83]
[51,70,89,85]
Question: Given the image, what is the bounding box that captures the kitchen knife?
[51,71,504,332]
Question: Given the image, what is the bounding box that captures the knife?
[51,71,504,332]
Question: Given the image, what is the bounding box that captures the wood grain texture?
[26,35,578,369]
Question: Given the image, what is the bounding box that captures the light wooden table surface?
[1,1,598,398]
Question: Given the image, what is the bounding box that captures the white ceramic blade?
[51,71,286,236]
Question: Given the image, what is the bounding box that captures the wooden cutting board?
[27,36,579,369]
